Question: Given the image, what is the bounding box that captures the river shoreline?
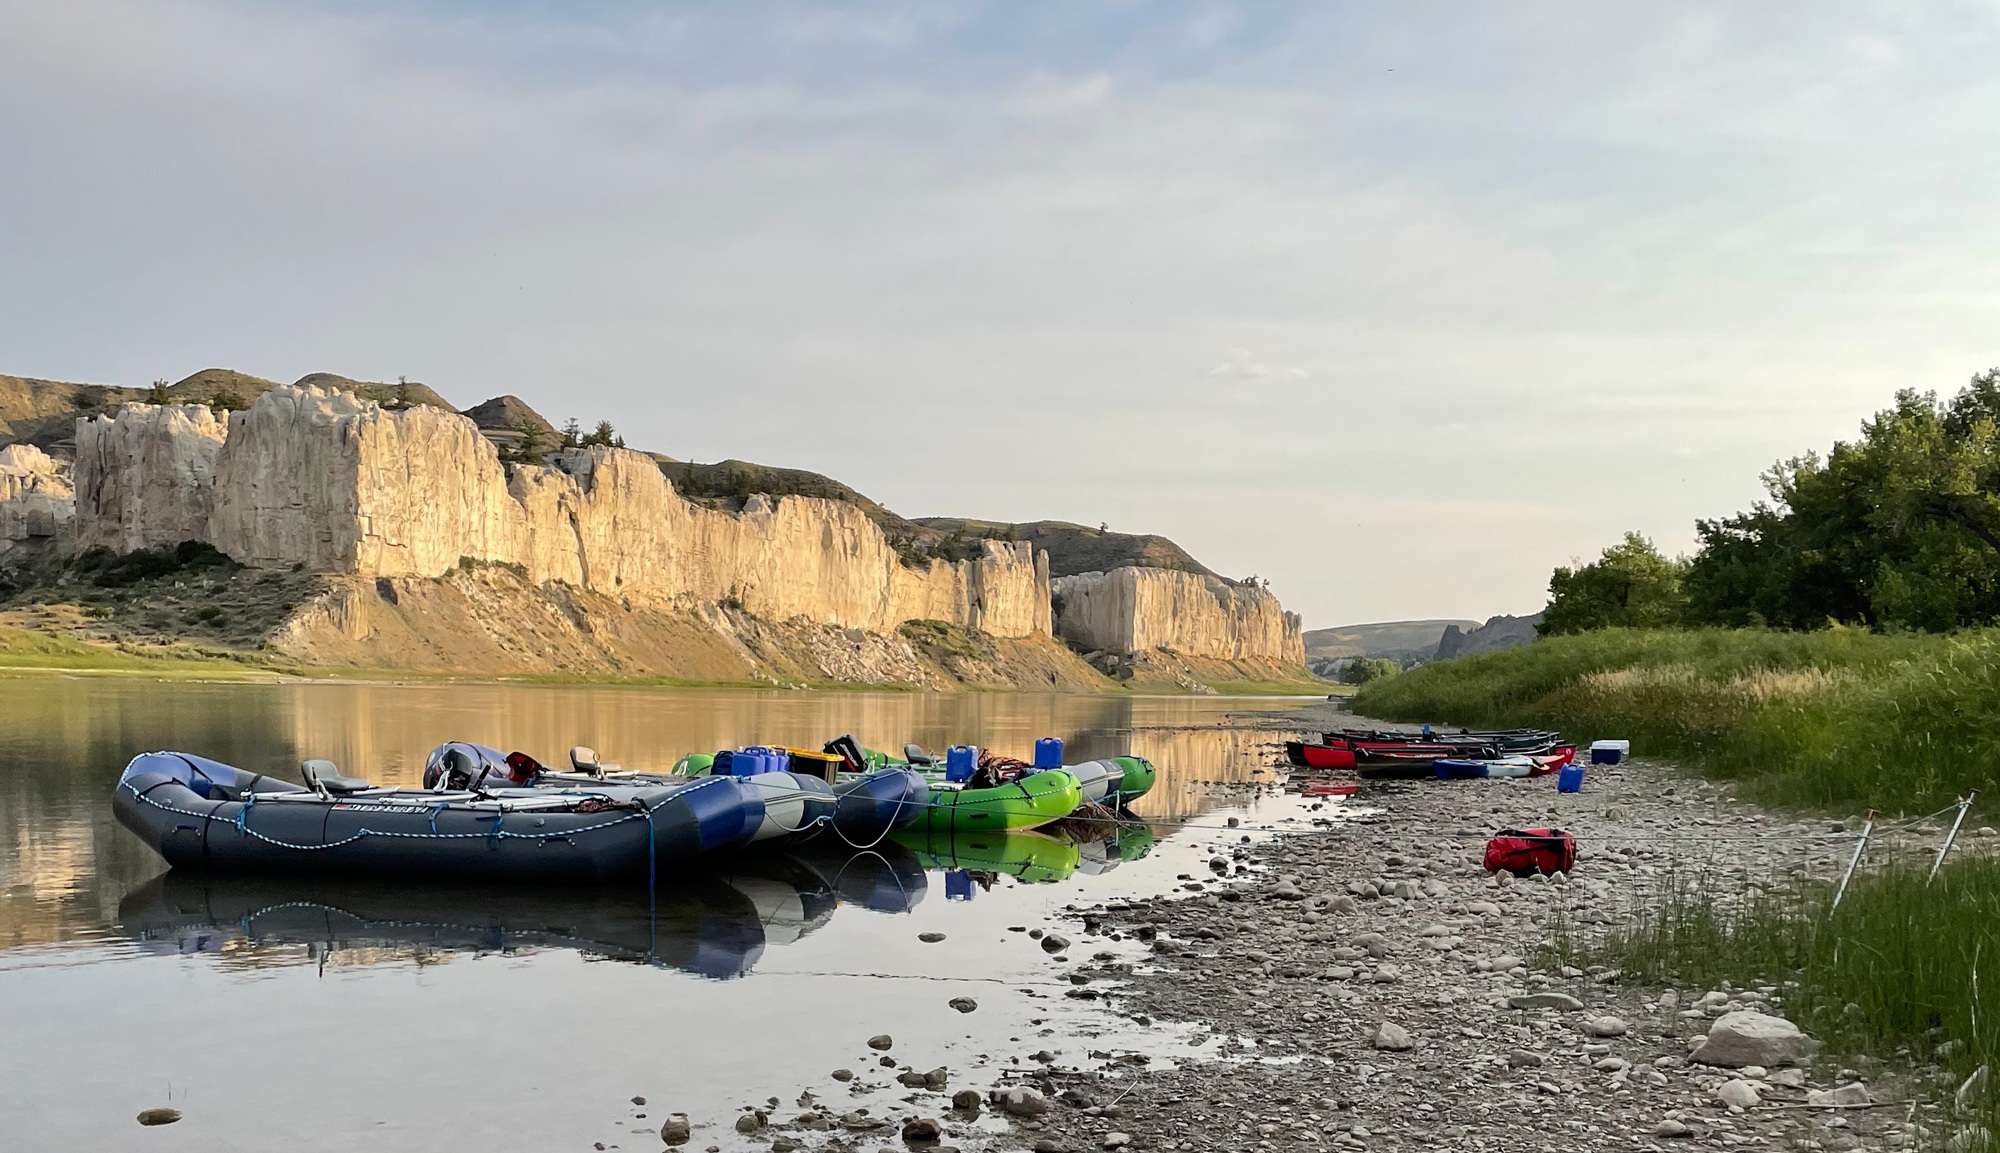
[950,701,1952,1153]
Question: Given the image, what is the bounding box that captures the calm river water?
[0,680,1316,1152]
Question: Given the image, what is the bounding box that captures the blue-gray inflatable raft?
[113,751,766,882]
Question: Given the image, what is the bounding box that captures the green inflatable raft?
[909,768,1082,832]
[846,745,1081,831]
[867,745,1156,809]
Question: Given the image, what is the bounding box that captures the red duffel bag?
[1484,827,1576,876]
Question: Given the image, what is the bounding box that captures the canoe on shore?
[1285,741,1357,771]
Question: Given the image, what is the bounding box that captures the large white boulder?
[1694,1011,1815,1068]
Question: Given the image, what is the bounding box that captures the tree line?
[1544,369,2000,634]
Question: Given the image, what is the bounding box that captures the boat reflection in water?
[897,820,1155,900]
[116,843,927,980]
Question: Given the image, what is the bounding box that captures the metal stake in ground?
[1831,810,1876,912]
[1929,792,1977,886]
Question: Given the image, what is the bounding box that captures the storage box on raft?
[1589,739,1629,765]
[784,748,845,782]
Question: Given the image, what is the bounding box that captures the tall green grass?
[1583,861,2000,1118]
[1351,627,2000,813]
[0,625,269,675]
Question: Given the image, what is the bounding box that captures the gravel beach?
[967,701,1959,1153]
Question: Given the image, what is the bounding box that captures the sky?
[6,1,2000,629]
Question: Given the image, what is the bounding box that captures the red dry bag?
[1483,827,1576,876]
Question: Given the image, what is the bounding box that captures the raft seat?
[302,759,372,795]
[569,747,622,775]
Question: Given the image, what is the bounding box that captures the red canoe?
[1298,743,1357,771]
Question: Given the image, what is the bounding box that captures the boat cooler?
[1589,739,1629,765]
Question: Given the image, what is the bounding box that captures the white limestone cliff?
[0,443,74,550]
[72,404,226,554]
[58,385,1304,669]
[89,385,1051,638]
[1052,567,1306,664]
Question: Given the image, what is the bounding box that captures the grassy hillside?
[914,518,1219,580]
[0,626,277,676]
[1352,626,2000,813]
[0,374,146,447]
[0,369,456,454]
[1304,619,1477,660]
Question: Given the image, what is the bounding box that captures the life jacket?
[1483,828,1576,876]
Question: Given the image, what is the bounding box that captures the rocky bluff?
[75,383,1045,628]
[1054,568,1304,665]
[41,383,1310,686]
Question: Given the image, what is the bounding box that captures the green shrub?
[1351,626,1998,812]
[1542,532,1689,635]
[72,541,236,588]
[1338,656,1401,685]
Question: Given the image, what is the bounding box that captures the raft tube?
[113,752,766,882]
[830,767,930,844]
[738,772,838,845]
[1110,755,1157,803]
[1064,759,1123,806]
[674,754,925,845]
[909,767,1082,833]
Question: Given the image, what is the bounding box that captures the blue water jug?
[945,745,978,782]
[945,871,975,901]
[1558,764,1585,793]
[1033,737,1064,770]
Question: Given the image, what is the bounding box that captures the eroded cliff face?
[267,566,1106,689]
[0,444,73,551]
[81,385,1050,639]
[1052,567,1306,664]
[72,404,225,554]
[55,385,1304,687]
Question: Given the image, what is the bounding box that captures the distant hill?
[0,369,457,456]
[1304,619,1479,662]
[913,518,1221,581]
[661,459,930,538]
[1435,613,1542,660]
[460,395,558,440]
[289,373,455,411]
[0,374,144,452]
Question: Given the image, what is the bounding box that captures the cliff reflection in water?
[0,680,1299,950]
[117,844,927,980]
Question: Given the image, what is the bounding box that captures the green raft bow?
[1110,756,1157,804]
